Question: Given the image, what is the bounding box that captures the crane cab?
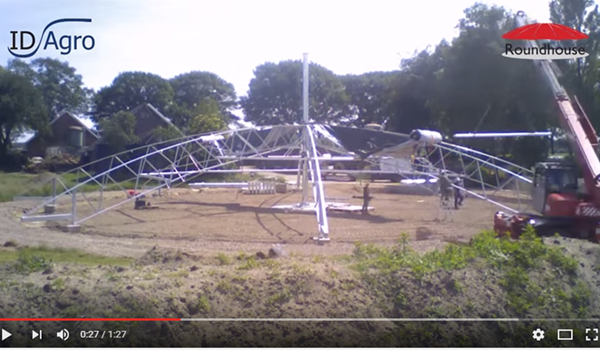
[531,162,580,216]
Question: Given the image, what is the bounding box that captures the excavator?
[493,11,600,243]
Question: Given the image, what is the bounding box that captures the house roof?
[51,110,100,139]
[20,111,99,144]
[14,131,36,144]
[130,103,185,136]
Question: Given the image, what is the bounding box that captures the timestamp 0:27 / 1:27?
[79,330,127,339]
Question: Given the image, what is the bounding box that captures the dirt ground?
[5,181,507,258]
[2,182,600,347]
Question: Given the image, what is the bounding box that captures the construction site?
[2,117,599,347]
[2,25,600,345]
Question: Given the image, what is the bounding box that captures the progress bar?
[0,318,598,322]
[180,318,600,322]
[0,318,179,322]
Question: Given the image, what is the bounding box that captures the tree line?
[0,0,598,168]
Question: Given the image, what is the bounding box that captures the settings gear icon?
[532,328,545,341]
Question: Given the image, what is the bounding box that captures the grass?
[0,169,264,203]
[0,171,142,203]
[237,255,261,270]
[0,172,50,202]
[0,245,132,271]
[351,226,591,318]
[216,253,232,265]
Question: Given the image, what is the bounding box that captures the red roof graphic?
[502,23,588,40]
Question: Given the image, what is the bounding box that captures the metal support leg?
[306,126,330,243]
[44,178,57,214]
[52,178,56,205]
[65,189,81,233]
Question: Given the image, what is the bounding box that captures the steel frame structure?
[16,53,535,243]
[17,124,534,242]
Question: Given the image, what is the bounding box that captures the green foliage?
[196,295,210,313]
[352,235,475,279]
[91,70,236,133]
[237,256,260,270]
[99,111,139,153]
[240,60,349,125]
[266,289,292,305]
[0,171,138,203]
[549,0,600,129]
[188,98,227,135]
[216,253,232,265]
[169,71,238,125]
[7,58,91,117]
[92,72,174,122]
[0,150,29,172]
[0,70,48,156]
[352,227,591,317]
[340,72,398,127]
[151,125,183,142]
[0,245,132,267]
[13,250,52,274]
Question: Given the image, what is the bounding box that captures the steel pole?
[301,53,310,204]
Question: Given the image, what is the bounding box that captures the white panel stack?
[247,181,276,194]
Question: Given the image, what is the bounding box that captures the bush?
[351,227,590,317]
[0,151,29,172]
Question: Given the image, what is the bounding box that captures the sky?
[0,0,555,99]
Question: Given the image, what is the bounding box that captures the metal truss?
[18,125,535,242]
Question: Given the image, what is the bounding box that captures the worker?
[362,183,371,215]
[453,176,464,209]
[438,170,452,203]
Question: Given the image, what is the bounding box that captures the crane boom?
[514,11,600,204]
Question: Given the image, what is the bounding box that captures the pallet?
[327,205,374,213]
[135,205,159,210]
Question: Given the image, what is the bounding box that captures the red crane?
[493,11,600,243]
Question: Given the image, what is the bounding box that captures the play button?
[1,329,11,341]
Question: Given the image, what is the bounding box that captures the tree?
[388,3,562,167]
[92,72,175,122]
[188,98,227,135]
[550,0,600,128]
[340,72,398,127]
[240,60,349,125]
[386,44,448,133]
[169,71,237,128]
[98,111,139,153]
[0,70,48,156]
[424,5,557,133]
[7,58,91,118]
[151,125,184,143]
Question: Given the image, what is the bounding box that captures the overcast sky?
[0,0,553,97]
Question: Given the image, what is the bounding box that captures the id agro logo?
[8,18,95,58]
[502,12,589,60]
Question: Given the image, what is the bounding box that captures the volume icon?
[56,329,69,341]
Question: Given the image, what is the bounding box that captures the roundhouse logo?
[502,12,589,60]
[8,18,95,58]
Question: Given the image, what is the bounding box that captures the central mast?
[301,53,310,205]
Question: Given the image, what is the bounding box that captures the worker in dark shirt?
[362,183,371,215]
[453,176,464,209]
[439,170,452,202]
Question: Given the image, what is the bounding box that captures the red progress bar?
[0,318,180,321]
